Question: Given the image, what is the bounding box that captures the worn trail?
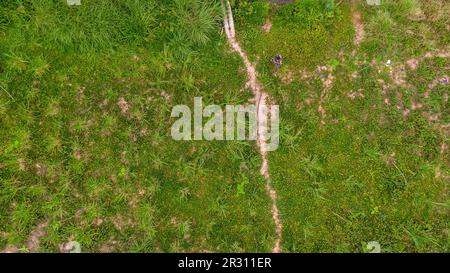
[351,0,365,47]
[222,0,282,253]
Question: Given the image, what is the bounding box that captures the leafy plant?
[237,173,249,195]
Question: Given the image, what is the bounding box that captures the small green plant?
[237,173,249,195]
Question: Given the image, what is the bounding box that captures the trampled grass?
[0,0,448,253]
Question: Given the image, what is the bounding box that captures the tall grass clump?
[172,0,220,46]
[0,0,157,53]
[157,0,221,61]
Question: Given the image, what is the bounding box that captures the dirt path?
[222,0,282,253]
[1,220,48,253]
[262,16,273,33]
[351,0,365,46]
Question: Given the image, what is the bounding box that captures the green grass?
[240,0,448,252]
[0,0,448,253]
[0,0,274,252]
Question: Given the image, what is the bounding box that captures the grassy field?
[0,0,448,253]
[236,0,449,252]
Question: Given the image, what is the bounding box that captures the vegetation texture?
[0,0,448,253]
